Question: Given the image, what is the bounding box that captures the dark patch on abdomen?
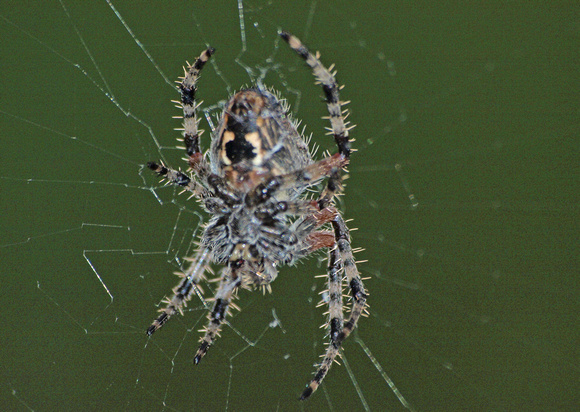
[225,134,256,163]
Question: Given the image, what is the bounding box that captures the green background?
[1,1,577,411]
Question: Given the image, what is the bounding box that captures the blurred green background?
[1,1,577,411]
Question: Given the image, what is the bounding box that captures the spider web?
[1,1,578,410]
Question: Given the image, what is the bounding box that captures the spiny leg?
[149,48,215,200]
[179,47,214,174]
[333,214,367,341]
[245,153,348,207]
[194,261,243,364]
[280,31,353,158]
[148,161,242,207]
[147,161,212,199]
[317,168,343,210]
[147,247,212,336]
[302,245,344,400]
[290,165,343,247]
[301,213,367,400]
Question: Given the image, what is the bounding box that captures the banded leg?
[147,247,212,336]
[301,214,367,400]
[147,161,212,199]
[149,49,214,198]
[246,153,348,207]
[280,31,353,158]
[179,47,214,175]
[194,262,242,364]
[148,161,242,206]
[333,214,367,341]
[302,245,344,400]
[317,168,343,210]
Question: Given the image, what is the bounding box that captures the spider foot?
[300,365,328,400]
[194,339,211,364]
[146,310,173,336]
[300,386,314,401]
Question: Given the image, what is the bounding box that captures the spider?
[146,31,367,400]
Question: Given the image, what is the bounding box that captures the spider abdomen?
[210,87,312,195]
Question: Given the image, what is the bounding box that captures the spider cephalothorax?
[146,31,367,400]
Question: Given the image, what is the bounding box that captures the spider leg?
[180,47,214,174]
[317,167,342,210]
[254,199,318,220]
[244,259,279,290]
[301,214,367,399]
[305,230,335,252]
[332,215,367,342]
[246,153,347,207]
[194,261,243,364]
[270,57,360,395]
[149,48,221,202]
[147,247,212,335]
[280,31,352,158]
[301,245,343,400]
[148,161,242,207]
[289,165,343,244]
[207,174,242,205]
[147,161,212,198]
